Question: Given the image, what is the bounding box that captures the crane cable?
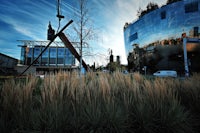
[56,0,64,33]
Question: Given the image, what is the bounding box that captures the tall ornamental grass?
[0,71,199,132]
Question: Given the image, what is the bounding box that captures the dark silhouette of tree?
[167,0,182,5]
[137,2,159,18]
[146,2,159,12]
[137,7,143,18]
[127,52,134,72]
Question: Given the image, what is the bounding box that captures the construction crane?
[56,0,64,32]
[56,0,65,20]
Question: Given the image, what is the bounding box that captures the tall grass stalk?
[0,71,199,132]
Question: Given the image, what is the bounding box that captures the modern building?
[18,40,76,74]
[124,0,200,74]
[124,0,200,55]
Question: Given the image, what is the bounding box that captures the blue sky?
[0,0,166,66]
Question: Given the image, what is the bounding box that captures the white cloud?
[91,0,166,65]
[0,0,58,40]
[0,15,41,40]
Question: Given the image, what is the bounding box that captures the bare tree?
[73,0,93,73]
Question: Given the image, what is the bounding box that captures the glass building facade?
[124,0,200,56]
[20,45,75,67]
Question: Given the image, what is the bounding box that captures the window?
[49,47,56,65]
[41,47,49,66]
[34,47,41,65]
[129,32,138,42]
[161,11,166,19]
[57,48,64,64]
[185,2,198,13]
[34,47,41,57]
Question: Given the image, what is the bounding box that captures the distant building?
[0,53,18,75]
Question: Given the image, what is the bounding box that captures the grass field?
[0,72,200,132]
